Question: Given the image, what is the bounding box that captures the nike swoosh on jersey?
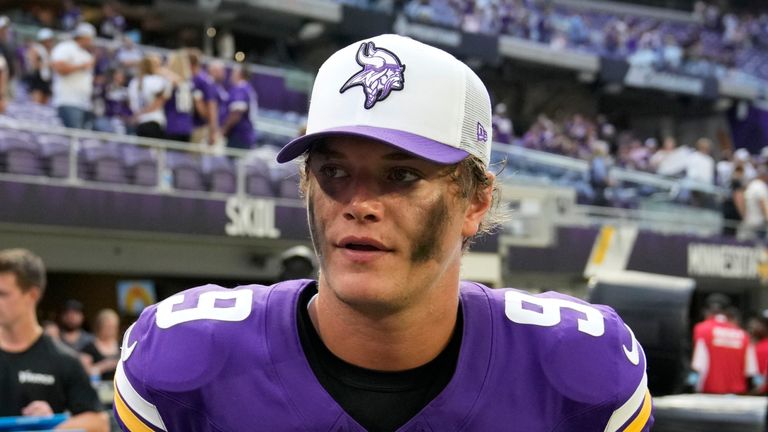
[623,324,640,366]
[121,323,138,362]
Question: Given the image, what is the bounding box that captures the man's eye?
[389,168,420,183]
[319,166,348,179]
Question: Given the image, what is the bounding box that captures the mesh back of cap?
[460,69,492,166]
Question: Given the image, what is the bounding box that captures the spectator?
[80,309,120,382]
[0,248,108,432]
[59,299,94,351]
[51,22,96,129]
[735,148,757,183]
[60,0,82,32]
[102,68,133,134]
[651,136,686,176]
[188,48,220,146]
[163,49,195,142]
[99,1,126,39]
[589,140,613,206]
[219,63,258,150]
[660,34,683,69]
[741,164,768,241]
[24,28,56,105]
[686,137,716,206]
[492,102,513,144]
[691,295,759,394]
[0,16,16,83]
[114,35,142,78]
[128,53,170,139]
[721,164,746,237]
[747,311,768,387]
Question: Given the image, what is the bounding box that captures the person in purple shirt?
[114,35,653,432]
[188,48,219,146]
[219,64,258,149]
[162,50,194,142]
[103,68,133,132]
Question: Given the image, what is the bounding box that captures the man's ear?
[27,286,42,304]
[461,172,494,238]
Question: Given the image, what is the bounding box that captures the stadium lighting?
[206,27,217,38]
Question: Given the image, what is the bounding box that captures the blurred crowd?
[0,3,261,152]
[400,0,768,82]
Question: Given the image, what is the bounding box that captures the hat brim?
[276,126,469,165]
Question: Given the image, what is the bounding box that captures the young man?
[114,34,652,431]
[0,249,108,432]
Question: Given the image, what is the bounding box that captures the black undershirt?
[296,284,463,432]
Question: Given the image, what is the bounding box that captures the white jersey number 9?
[504,291,605,337]
[155,290,253,329]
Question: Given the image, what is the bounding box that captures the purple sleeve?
[193,75,213,102]
[534,292,654,431]
[228,86,248,108]
[113,284,260,431]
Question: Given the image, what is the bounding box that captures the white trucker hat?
[276,34,493,166]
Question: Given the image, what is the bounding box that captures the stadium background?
[3,0,768,429]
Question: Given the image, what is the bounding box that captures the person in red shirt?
[691,295,759,394]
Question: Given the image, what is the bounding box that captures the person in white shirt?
[686,137,715,184]
[741,166,768,241]
[128,53,170,139]
[51,22,96,129]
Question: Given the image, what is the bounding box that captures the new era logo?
[477,122,488,142]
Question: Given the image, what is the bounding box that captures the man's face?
[76,36,93,50]
[306,136,488,312]
[60,309,84,331]
[209,63,226,83]
[0,272,36,328]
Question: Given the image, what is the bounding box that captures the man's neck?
[309,280,460,372]
[0,317,43,353]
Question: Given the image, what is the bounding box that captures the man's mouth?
[338,237,391,252]
[345,244,381,251]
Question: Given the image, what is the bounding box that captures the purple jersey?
[104,84,131,118]
[164,81,194,136]
[114,281,653,431]
[192,71,215,127]
[224,81,257,147]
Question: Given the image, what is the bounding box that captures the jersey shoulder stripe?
[604,371,650,432]
[114,360,167,431]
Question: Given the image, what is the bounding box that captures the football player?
[114,34,652,431]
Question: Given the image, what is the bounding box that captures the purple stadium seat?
[122,145,158,187]
[38,134,72,178]
[203,155,236,193]
[276,177,300,199]
[79,140,128,184]
[166,151,205,191]
[245,158,275,197]
[272,163,300,199]
[0,137,43,175]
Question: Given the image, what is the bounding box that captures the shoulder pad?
[121,284,268,393]
[499,289,647,406]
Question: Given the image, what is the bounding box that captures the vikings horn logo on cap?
[339,42,405,109]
